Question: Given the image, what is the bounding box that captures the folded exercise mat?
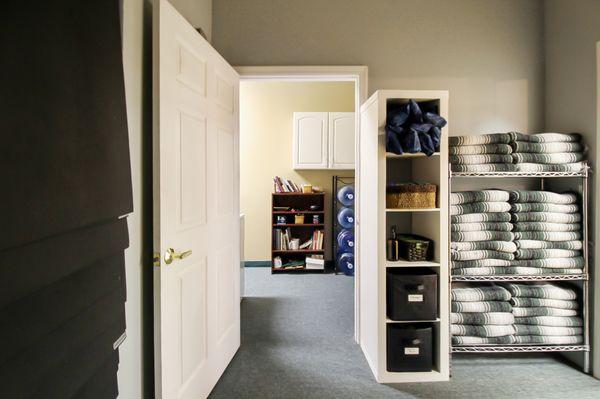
[512,222,581,232]
[451,324,516,337]
[451,250,515,261]
[515,249,581,260]
[451,286,511,302]
[503,283,577,300]
[511,141,583,154]
[451,301,513,313]
[514,316,582,327]
[514,325,582,336]
[451,231,514,242]
[508,190,578,204]
[451,163,585,173]
[510,297,579,310]
[514,240,583,250]
[451,241,517,253]
[452,259,513,269]
[452,335,517,345]
[512,307,578,317]
[511,203,579,213]
[510,257,584,269]
[450,154,513,165]
[451,312,514,325]
[452,212,512,224]
[451,222,513,232]
[450,190,510,204]
[452,267,583,276]
[513,231,581,241]
[450,133,512,146]
[511,132,582,143]
[511,212,581,223]
[451,201,512,215]
[513,335,583,345]
[512,152,584,165]
[449,144,513,155]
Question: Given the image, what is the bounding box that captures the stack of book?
[274,227,293,250]
[305,255,325,270]
[273,176,301,193]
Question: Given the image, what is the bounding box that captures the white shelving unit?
[358,90,450,383]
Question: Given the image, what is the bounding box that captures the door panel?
[293,112,328,169]
[329,112,355,169]
[154,1,240,398]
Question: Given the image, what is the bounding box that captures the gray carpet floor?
[209,268,600,399]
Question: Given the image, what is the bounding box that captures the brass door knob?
[164,248,192,264]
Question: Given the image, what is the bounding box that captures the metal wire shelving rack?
[448,164,591,370]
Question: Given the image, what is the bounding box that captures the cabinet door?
[293,112,328,169]
[329,112,355,169]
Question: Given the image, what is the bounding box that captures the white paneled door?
[153,1,240,398]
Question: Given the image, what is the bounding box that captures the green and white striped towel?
[451,324,516,337]
[451,312,514,325]
[452,336,517,345]
[511,203,579,213]
[512,152,584,164]
[512,307,578,317]
[514,240,583,250]
[451,163,585,173]
[452,301,513,313]
[513,335,583,345]
[450,154,513,165]
[515,248,581,260]
[511,141,583,154]
[452,222,513,232]
[503,283,577,300]
[450,134,512,146]
[452,212,512,223]
[452,267,583,276]
[451,250,515,261]
[450,190,510,205]
[511,212,581,223]
[515,132,582,143]
[514,325,582,336]
[512,222,581,232]
[513,231,581,242]
[451,241,517,253]
[508,190,578,204]
[452,259,513,269]
[510,257,584,269]
[449,144,513,155]
[451,286,511,302]
[510,297,579,310]
[451,202,512,215]
[514,316,582,327]
[451,231,514,242]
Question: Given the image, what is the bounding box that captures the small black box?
[386,268,438,321]
[387,324,433,372]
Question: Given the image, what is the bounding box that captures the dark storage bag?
[387,269,438,321]
[387,324,433,372]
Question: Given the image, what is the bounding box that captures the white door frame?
[594,42,600,379]
[235,66,368,343]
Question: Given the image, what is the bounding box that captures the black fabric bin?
[387,269,438,321]
[387,324,433,372]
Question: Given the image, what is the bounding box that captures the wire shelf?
[451,274,588,282]
[449,164,589,178]
[452,345,589,353]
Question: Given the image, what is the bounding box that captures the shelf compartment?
[452,345,590,353]
[386,152,440,159]
[272,192,325,196]
[272,249,324,254]
[450,165,589,178]
[451,274,588,282]
[386,318,440,323]
[272,210,324,214]
[387,260,440,268]
[386,208,440,213]
[272,223,324,227]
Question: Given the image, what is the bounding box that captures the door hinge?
[153,252,161,267]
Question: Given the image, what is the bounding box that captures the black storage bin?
[387,268,437,321]
[387,324,433,372]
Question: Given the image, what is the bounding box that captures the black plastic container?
[387,324,433,372]
[386,268,438,321]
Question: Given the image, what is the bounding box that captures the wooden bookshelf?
[271,192,326,273]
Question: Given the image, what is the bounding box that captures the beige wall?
[240,81,355,261]
[544,0,600,378]
[214,0,545,135]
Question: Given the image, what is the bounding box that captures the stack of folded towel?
[511,190,584,275]
[506,283,583,345]
[450,190,516,276]
[451,285,516,345]
[450,132,586,173]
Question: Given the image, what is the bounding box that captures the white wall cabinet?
[293,112,355,170]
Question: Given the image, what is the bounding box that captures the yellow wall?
[240,81,355,261]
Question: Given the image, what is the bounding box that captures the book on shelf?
[273,176,302,193]
[274,227,293,250]
[305,255,324,270]
[309,230,324,250]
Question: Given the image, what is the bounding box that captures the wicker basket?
[386,183,437,209]
[397,234,433,261]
